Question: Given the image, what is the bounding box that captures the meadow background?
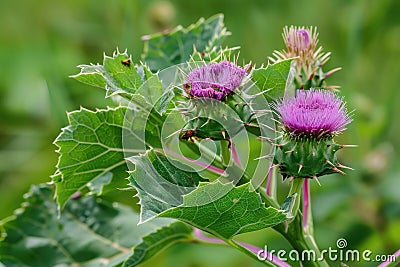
[1,0,399,266]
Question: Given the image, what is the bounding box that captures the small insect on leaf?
[121,58,131,67]
[180,130,195,140]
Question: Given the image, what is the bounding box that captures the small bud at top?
[276,89,352,138]
[184,61,246,100]
[283,26,318,65]
[287,29,311,51]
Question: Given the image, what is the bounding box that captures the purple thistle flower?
[287,29,311,50]
[184,61,246,100]
[276,89,352,137]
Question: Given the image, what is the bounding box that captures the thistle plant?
[1,15,399,267]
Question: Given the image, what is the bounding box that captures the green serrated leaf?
[0,184,182,267]
[128,150,207,223]
[252,58,294,101]
[123,222,193,267]
[135,65,172,114]
[71,64,107,89]
[159,181,289,239]
[72,51,173,113]
[142,14,229,72]
[71,50,143,99]
[54,106,162,208]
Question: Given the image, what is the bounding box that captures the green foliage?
[0,184,190,267]
[123,222,193,267]
[53,106,162,208]
[53,107,130,208]
[72,50,143,99]
[159,181,289,239]
[142,14,229,71]
[128,149,207,223]
[252,59,294,101]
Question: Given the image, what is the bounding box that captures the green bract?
[273,135,344,179]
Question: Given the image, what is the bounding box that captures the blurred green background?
[1,0,399,266]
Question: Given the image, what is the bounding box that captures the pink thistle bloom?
[287,29,311,51]
[184,61,246,100]
[276,89,352,138]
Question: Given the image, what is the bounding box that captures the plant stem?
[266,163,278,199]
[303,179,314,235]
[220,140,231,166]
[192,139,223,165]
[287,178,304,218]
[274,215,329,267]
[194,228,286,267]
[225,239,278,267]
[378,249,400,267]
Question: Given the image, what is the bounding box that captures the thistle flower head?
[276,89,352,138]
[284,26,317,61]
[184,61,246,100]
[269,26,338,90]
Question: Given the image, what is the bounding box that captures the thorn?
[273,143,283,149]
[331,167,346,175]
[233,117,245,123]
[285,150,294,154]
[325,85,341,90]
[324,67,342,79]
[298,164,303,173]
[165,128,183,139]
[200,119,210,128]
[336,163,354,170]
[257,136,274,143]
[258,123,276,132]
[253,109,272,113]
[254,154,273,160]
[269,164,281,170]
[340,144,358,149]
[244,123,260,128]
[308,69,316,81]
[310,150,316,156]
[312,176,322,186]
[221,130,226,139]
[289,176,295,182]
[317,130,329,139]
[325,159,335,167]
